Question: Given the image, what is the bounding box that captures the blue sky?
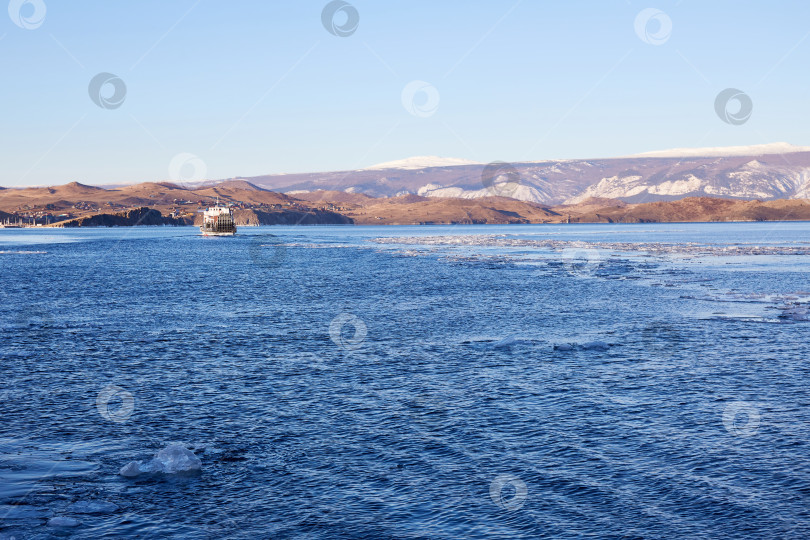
[3,0,810,186]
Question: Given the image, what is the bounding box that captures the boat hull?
[200,228,236,237]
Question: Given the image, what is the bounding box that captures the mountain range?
[5,143,810,226]
[216,143,810,205]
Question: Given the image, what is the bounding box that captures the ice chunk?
[151,444,202,473]
[119,461,141,478]
[67,501,119,514]
[492,336,518,349]
[0,505,52,519]
[778,305,810,321]
[554,341,611,351]
[465,335,531,350]
[48,517,82,528]
[581,340,610,351]
[119,444,202,478]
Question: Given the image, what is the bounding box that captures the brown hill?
[551,197,810,223]
[226,208,352,226]
[0,182,107,209]
[291,190,374,206]
[215,180,267,191]
[192,186,294,206]
[342,195,560,225]
[59,181,104,192]
[0,180,308,218]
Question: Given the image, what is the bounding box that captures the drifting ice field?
[1,222,809,538]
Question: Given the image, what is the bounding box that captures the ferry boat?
[200,199,236,236]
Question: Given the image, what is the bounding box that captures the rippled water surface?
[1,223,810,539]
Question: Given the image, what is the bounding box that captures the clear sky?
[3,0,810,186]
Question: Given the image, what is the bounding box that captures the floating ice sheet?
[47,516,81,528]
[67,500,119,514]
[371,235,810,257]
[120,444,201,477]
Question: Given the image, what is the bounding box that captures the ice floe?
[120,444,201,477]
[554,340,611,351]
[371,234,810,257]
[464,336,613,351]
[47,516,82,527]
[464,336,537,350]
[371,234,810,325]
[67,500,119,514]
[490,336,520,349]
[684,290,810,323]
[778,304,810,321]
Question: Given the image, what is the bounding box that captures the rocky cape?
[56,207,352,228]
[59,208,186,227]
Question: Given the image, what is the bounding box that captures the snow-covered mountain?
[364,156,481,170]
[240,144,810,205]
[629,142,810,158]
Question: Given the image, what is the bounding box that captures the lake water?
[1,223,809,539]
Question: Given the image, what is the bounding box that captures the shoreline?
[8,218,810,230]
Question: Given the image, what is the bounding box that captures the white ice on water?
[372,235,810,257]
[487,335,519,349]
[465,336,614,351]
[554,341,611,351]
[465,335,540,350]
[778,305,810,321]
[372,234,810,325]
[120,444,202,477]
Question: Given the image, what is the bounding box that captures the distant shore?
[4,179,810,227]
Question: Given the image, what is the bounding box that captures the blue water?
[1,223,809,539]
